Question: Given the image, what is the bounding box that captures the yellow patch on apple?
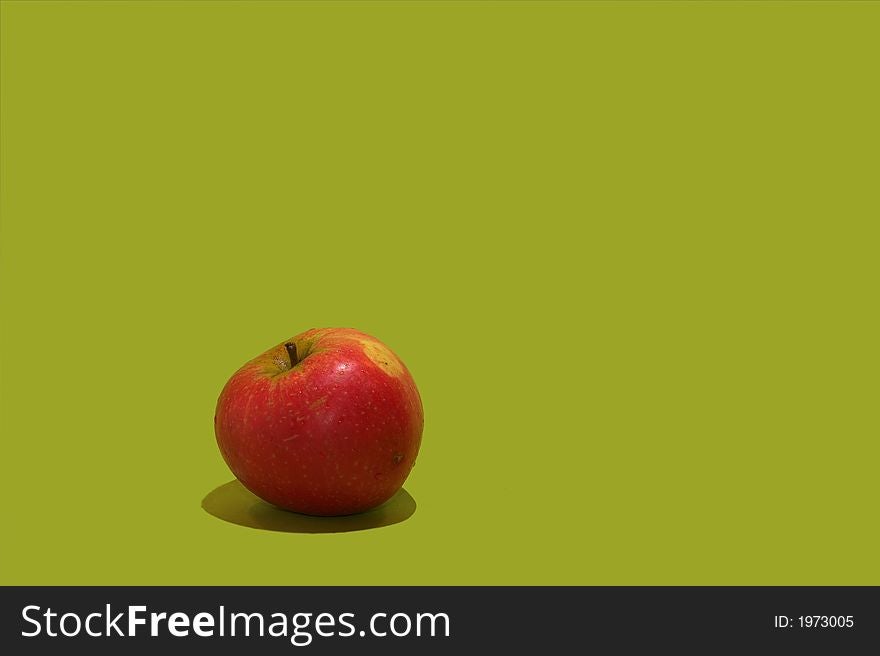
[357,338,405,378]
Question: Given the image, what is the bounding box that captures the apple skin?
[214,328,423,516]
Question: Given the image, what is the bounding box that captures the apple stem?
[285,342,298,368]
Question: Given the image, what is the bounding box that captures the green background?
[1,1,878,585]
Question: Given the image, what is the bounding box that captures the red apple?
[214,328,423,516]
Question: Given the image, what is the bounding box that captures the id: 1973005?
[773,615,854,629]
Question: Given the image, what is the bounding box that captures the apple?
[214,328,423,516]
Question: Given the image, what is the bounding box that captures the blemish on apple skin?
[392,453,404,465]
[308,395,328,410]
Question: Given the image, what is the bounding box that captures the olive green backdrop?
[1,1,878,585]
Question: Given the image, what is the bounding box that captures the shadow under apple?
[201,480,416,533]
